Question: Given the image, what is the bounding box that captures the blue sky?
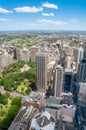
[0,0,86,31]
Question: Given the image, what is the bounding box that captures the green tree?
[26,87,32,95]
[0,93,8,105]
[7,105,19,120]
[0,105,20,130]
[0,117,11,130]
[11,96,21,108]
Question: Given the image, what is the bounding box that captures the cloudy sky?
[0,0,86,31]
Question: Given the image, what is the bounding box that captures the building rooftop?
[30,111,55,130]
[20,64,30,72]
[65,68,73,73]
[59,104,76,123]
[8,105,39,130]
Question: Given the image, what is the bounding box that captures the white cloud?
[38,19,67,25]
[0,18,10,21]
[42,2,58,9]
[0,7,12,14]
[17,22,39,26]
[70,19,77,23]
[42,12,54,16]
[14,6,43,13]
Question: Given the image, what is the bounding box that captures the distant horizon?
[0,30,86,33]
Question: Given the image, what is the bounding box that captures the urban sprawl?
[0,32,86,130]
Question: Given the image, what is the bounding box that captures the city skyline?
[0,0,86,31]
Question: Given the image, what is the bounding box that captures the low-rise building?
[8,106,39,130]
[23,92,45,111]
[61,92,73,104]
[20,64,30,72]
[30,111,55,130]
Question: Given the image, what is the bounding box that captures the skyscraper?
[78,59,86,83]
[65,56,73,69]
[21,48,29,62]
[0,53,10,69]
[14,48,21,60]
[60,49,66,67]
[29,46,40,62]
[83,45,86,59]
[74,47,84,70]
[77,46,86,83]
[36,52,47,92]
[53,65,63,97]
[63,69,74,92]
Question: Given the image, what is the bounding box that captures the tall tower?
[63,69,74,92]
[54,65,63,97]
[29,46,40,62]
[0,53,10,69]
[77,45,86,83]
[21,48,29,62]
[74,47,84,70]
[78,59,86,82]
[36,52,47,92]
[14,48,21,60]
[83,45,86,58]
[65,56,73,69]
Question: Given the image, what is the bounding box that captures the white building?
[30,111,55,130]
[74,47,84,70]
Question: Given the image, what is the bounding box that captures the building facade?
[78,59,86,82]
[29,46,40,62]
[74,47,84,70]
[21,48,29,62]
[63,69,74,92]
[14,48,21,60]
[36,53,47,92]
[53,65,63,97]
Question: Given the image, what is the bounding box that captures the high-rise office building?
[83,45,86,59]
[74,47,84,70]
[60,49,66,67]
[21,48,29,62]
[78,59,86,83]
[77,45,86,83]
[0,53,10,71]
[63,69,74,92]
[53,65,63,97]
[29,46,40,62]
[14,48,21,60]
[66,46,74,57]
[36,52,47,92]
[65,56,73,69]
